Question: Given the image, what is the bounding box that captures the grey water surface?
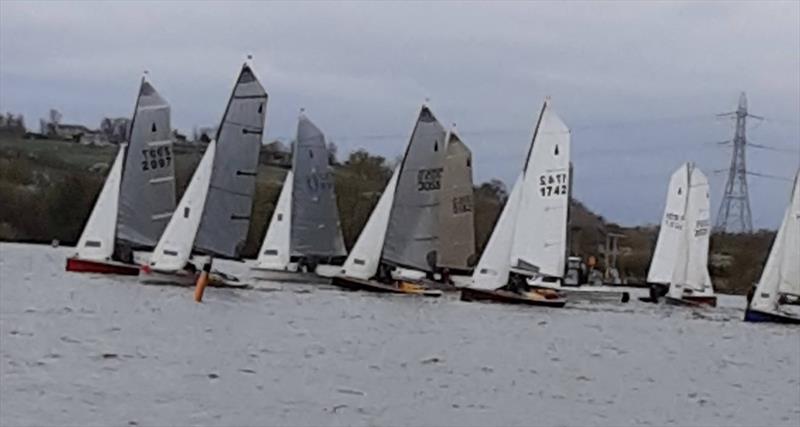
[1,243,798,427]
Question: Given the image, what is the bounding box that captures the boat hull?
[665,295,717,307]
[140,268,249,289]
[459,287,567,308]
[744,308,800,324]
[250,267,330,284]
[65,257,140,276]
[559,287,630,304]
[330,276,442,297]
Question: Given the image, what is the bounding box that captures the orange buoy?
[193,261,212,302]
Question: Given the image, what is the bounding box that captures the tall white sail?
[648,164,689,284]
[75,146,125,261]
[341,166,401,280]
[255,171,293,270]
[751,171,800,312]
[471,174,523,290]
[509,100,571,279]
[148,141,216,271]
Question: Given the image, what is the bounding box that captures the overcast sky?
[1,1,798,228]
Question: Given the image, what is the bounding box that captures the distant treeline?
[0,135,774,294]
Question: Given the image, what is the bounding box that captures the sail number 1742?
[539,173,568,197]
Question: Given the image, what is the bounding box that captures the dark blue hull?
[744,308,800,324]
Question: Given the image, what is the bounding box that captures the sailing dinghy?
[744,171,800,323]
[645,162,717,306]
[250,112,347,283]
[67,73,175,275]
[460,99,568,308]
[331,104,449,297]
[141,60,267,287]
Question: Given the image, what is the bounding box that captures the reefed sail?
[116,76,175,250]
[194,63,268,258]
[382,105,446,273]
[438,130,476,272]
[290,115,346,259]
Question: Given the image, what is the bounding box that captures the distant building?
[100,117,131,144]
[0,113,26,136]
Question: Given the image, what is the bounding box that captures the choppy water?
[1,243,798,427]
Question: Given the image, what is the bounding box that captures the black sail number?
[141,146,172,171]
[539,172,568,197]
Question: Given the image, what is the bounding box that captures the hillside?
[0,134,773,294]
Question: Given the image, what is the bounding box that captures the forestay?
[148,141,216,271]
[255,171,293,270]
[382,106,446,273]
[341,166,401,280]
[75,147,125,261]
[751,171,800,312]
[509,101,571,279]
[438,130,476,271]
[195,63,268,258]
[290,115,346,258]
[116,76,175,249]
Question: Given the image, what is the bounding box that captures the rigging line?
[748,142,800,154]
[746,171,793,182]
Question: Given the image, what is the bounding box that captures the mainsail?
[116,75,175,249]
[290,114,346,258]
[382,105,446,272]
[751,171,800,312]
[437,129,476,272]
[470,99,571,290]
[74,147,125,261]
[194,63,268,258]
[509,100,571,279]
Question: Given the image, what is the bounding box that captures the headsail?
[438,129,476,272]
[75,146,125,261]
[194,63,268,258]
[255,171,293,270]
[148,141,216,271]
[509,100,571,279]
[751,171,800,312]
[341,166,401,280]
[382,105,447,273]
[290,114,346,258]
[647,163,689,285]
[471,174,523,290]
[116,74,175,250]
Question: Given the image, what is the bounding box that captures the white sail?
[148,141,216,271]
[752,171,800,312]
[341,166,401,280]
[471,174,524,290]
[648,164,689,284]
[75,146,125,261]
[255,171,293,270]
[509,100,571,280]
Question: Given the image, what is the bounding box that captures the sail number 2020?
[141,146,172,171]
[539,173,568,197]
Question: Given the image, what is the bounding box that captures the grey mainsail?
[290,114,347,258]
[116,76,175,249]
[194,63,268,258]
[437,130,476,272]
[382,105,446,272]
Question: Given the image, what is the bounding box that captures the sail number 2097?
[141,146,172,171]
[539,173,568,197]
